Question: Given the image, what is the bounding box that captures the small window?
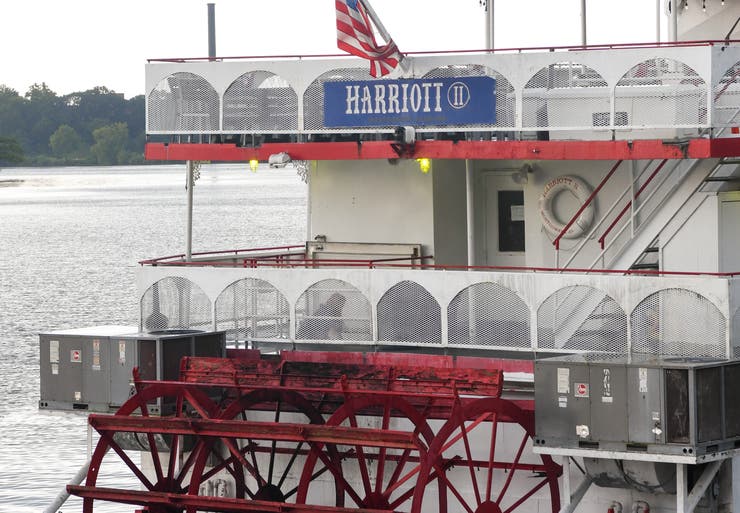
[498,191,525,252]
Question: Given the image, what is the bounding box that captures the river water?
[0,164,307,512]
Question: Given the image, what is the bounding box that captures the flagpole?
[358,0,394,45]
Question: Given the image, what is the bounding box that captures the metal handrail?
[558,160,655,269]
[139,245,305,265]
[553,160,623,251]
[597,159,668,250]
[147,39,740,63]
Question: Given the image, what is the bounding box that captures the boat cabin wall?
[307,158,733,272]
[307,159,468,266]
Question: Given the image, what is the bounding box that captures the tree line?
[0,83,145,166]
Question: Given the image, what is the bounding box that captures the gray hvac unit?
[39,326,225,413]
[534,353,740,460]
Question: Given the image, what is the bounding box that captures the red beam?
[145,138,740,162]
[68,486,391,513]
[89,415,420,449]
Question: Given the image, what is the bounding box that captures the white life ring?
[538,175,595,239]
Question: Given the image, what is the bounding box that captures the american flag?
[336,0,402,77]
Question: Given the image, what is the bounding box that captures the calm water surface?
[0,164,306,512]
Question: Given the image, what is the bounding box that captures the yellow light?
[249,159,259,172]
[417,158,431,174]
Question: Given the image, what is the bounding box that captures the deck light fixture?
[249,159,259,172]
[417,158,431,174]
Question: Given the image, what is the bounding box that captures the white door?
[481,173,526,267]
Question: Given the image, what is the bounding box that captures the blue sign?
[323,76,496,128]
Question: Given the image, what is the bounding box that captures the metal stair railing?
[597,159,670,251]
[558,159,661,269]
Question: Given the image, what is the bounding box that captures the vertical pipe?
[656,0,662,42]
[581,0,587,46]
[186,161,194,262]
[466,160,475,267]
[669,0,679,42]
[208,3,216,59]
[485,0,495,50]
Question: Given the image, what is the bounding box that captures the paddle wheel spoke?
[502,476,551,513]
[188,388,340,506]
[496,431,529,503]
[411,397,562,513]
[296,395,435,512]
[78,383,219,513]
[485,413,499,503]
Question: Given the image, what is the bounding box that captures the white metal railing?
[136,265,738,360]
[145,42,740,138]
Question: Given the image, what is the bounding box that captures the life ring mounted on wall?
[538,175,595,239]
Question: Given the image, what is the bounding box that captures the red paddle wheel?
[68,351,561,513]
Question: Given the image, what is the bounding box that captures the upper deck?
[145,41,740,162]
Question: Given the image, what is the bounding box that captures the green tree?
[50,124,85,159]
[90,122,128,165]
[0,136,24,164]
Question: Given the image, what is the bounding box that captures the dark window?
[498,191,525,252]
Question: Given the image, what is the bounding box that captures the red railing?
[553,160,623,250]
[597,159,668,250]
[138,248,739,277]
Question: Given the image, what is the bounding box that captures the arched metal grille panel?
[423,65,515,129]
[733,307,740,357]
[147,72,220,132]
[223,71,298,132]
[140,277,212,332]
[377,281,441,344]
[447,282,530,348]
[303,68,374,131]
[215,278,289,344]
[523,62,608,128]
[615,58,707,127]
[631,288,727,358]
[538,286,627,353]
[714,60,740,128]
[295,279,372,341]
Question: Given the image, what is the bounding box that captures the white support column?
[186,160,194,262]
[669,0,679,42]
[466,160,475,267]
[677,463,688,513]
[486,0,495,50]
[581,0,587,46]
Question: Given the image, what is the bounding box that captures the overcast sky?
[0,0,664,98]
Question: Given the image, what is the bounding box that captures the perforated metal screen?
[223,71,298,132]
[447,282,530,348]
[630,288,727,358]
[523,62,608,128]
[733,307,740,357]
[303,68,372,131]
[140,277,212,332]
[295,279,372,341]
[423,65,514,129]
[538,286,627,353]
[377,281,441,344]
[147,72,220,132]
[616,58,707,128]
[215,278,289,344]
[714,60,740,128]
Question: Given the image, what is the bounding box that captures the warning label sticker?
[574,382,589,398]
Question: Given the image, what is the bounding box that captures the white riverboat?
[43,3,740,513]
